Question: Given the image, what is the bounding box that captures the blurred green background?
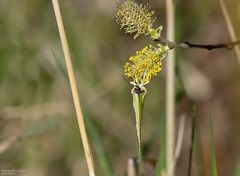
[0,0,240,176]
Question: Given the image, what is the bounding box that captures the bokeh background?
[0,0,239,176]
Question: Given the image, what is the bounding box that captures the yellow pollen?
[124,45,163,85]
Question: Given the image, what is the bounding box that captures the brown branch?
[154,37,240,50]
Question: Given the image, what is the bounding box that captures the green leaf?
[208,106,218,176]
[195,122,205,176]
[85,114,116,176]
[155,112,167,176]
[187,105,196,176]
[142,110,165,156]
[53,52,116,176]
[131,86,147,161]
[234,163,240,176]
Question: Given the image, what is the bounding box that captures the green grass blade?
[85,114,116,176]
[142,110,165,156]
[234,163,240,176]
[53,52,115,176]
[195,121,205,176]
[155,113,167,176]
[188,105,196,176]
[208,105,218,176]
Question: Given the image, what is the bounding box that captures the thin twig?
[51,0,95,176]
[154,37,240,50]
[166,0,176,176]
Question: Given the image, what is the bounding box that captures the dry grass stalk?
[51,0,95,175]
[219,0,240,63]
[166,0,176,176]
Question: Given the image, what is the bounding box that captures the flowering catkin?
[115,0,160,39]
[124,45,162,85]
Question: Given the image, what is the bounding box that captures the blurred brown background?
[0,0,239,176]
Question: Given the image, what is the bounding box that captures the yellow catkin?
[124,45,165,85]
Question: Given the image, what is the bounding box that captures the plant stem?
[166,0,176,175]
[154,37,240,50]
[51,0,95,175]
[131,86,147,174]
